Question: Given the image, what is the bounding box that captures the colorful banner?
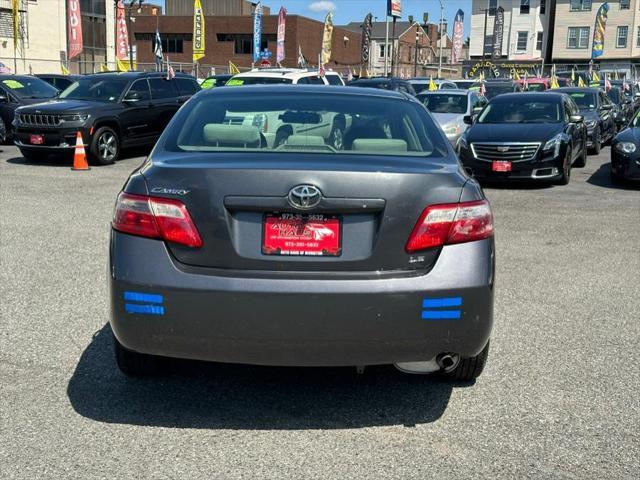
[361,13,373,66]
[115,1,130,60]
[491,6,504,60]
[592,2,609,59]
[193,0,205,62]
[67,0,83,59]
[253,2,263,63]
[321,12,334,66]
[276,7,286,64]
[451,9,464,64]
[387,0,402,18]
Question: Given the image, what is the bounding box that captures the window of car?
[227,76,293,85]
[303,75,325,85]
[126,79,151,101]
[607,88,621,104]
[59,77,129,102]
[477,98,562,123]
[175,78,200,96]
[325,74,344,86]
[419,93,468,114]
[149,77,178,99]
[566,92,597,110]
[1,76,58,100]
[163,93,449,158]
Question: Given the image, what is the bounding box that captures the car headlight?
[615,142,637,154]
[442,122,462,136]
[61,113,90,123]
[585,120,597,128]
[543,134,563,157]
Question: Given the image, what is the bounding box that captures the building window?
[516,31,528,51]
[570,0,592,11]
[520,0,530,14]
[620,0,630,9]
[378,43,390,58]
[540,0,546,14]
[488,0,497,16]
[637,26,640,47]
[217,33,276,55]
[536,32,543,50]
[617,26,629,48]
[567,27,590,49]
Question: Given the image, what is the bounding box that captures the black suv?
[13,72,200,164]
[348,77,417,96]
[0,75,60,142]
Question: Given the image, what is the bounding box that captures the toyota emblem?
[288,185,322,209]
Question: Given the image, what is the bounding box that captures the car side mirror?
[0,94,7,103]
[123,91,142,103]
[463,115,475,125]
[570,114,584,123]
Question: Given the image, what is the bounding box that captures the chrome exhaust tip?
[436,353,460,373]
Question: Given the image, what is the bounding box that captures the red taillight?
[112,192,203,248]
[405,200,494,253]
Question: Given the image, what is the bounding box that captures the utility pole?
[117,0,144,72]
[414,28,420,77]
[384,15,390,76]
[437,0,444,78]
[390,16,397,77]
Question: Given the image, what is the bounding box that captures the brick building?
[131,12,362,71]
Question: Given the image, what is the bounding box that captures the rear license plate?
[29,134,44,145]
[262,213,341,256]
[492,161,512,172]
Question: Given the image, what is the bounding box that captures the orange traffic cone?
[72,131,90,171]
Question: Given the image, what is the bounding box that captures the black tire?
[89,126,120,165]
[556,150,572,185]
[21,150,49,162]
[113,333,162,377]
[328,118,345,150]
[573,145,587,168]
[590,128,601,155]
[442,340,490,381]
[0,116,7,144]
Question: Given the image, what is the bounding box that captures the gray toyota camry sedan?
[109,85,495,381]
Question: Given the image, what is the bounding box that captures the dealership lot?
[1,145,638,478]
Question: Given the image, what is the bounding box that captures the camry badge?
[288,185,322,209]
[497,146,510,152]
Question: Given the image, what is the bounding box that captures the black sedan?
[458,92,587,185]
[348,77,417,96]
[605,86,634,131]
[611,110,640,183]
[555,87,616,154]
[109,85,495,381]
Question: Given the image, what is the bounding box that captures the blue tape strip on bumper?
[422,297,462,308]
[124,291,164,304]
[125,303,165,315]
[422,310,461,320]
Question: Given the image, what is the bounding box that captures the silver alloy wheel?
[98,132,117,162]
[331,126,344,150]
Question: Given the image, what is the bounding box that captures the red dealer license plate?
[262,213,342,256]
[29,134,44,145]
[492,161,512,172]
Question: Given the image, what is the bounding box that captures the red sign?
[67,0,83,59]
[262,214,341,256]
[115,1,130,60]
[387,0,402,18]
[492,161,512,172]
[29,134,44,145]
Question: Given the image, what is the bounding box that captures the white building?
[469,0,552,61]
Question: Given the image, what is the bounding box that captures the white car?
[224,69,348,148]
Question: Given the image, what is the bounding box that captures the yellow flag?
[571,68,576,83]
[61,64,69,75]
[513,69,521,81]
[428,76,438,91]
[550,76,560,89]
[592,71,600,82]
[116,58,133,72]
[228,61,240,75]
[193,0,205,62]
[578,76,586,88]
[321,12,333,65]
[100,63,109,72]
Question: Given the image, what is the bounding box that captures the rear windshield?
[478,98,561,123]
[526,83,546,92]
[2,77,58,99]
[419,94,468,114]
[567,92,597,110]
[483,84,516,98]
[227,76,293,85]
[350,81,390,90]
[60,77,129,102]
[162,93,448,157]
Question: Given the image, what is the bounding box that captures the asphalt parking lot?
[1,144,638,479]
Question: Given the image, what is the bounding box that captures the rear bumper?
[109,232,495,367]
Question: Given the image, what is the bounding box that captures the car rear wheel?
[328,119,345,150]
[441,340,490,381]
[113,333,163,376]
[590,128,601,155]
[90,126,120,165]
